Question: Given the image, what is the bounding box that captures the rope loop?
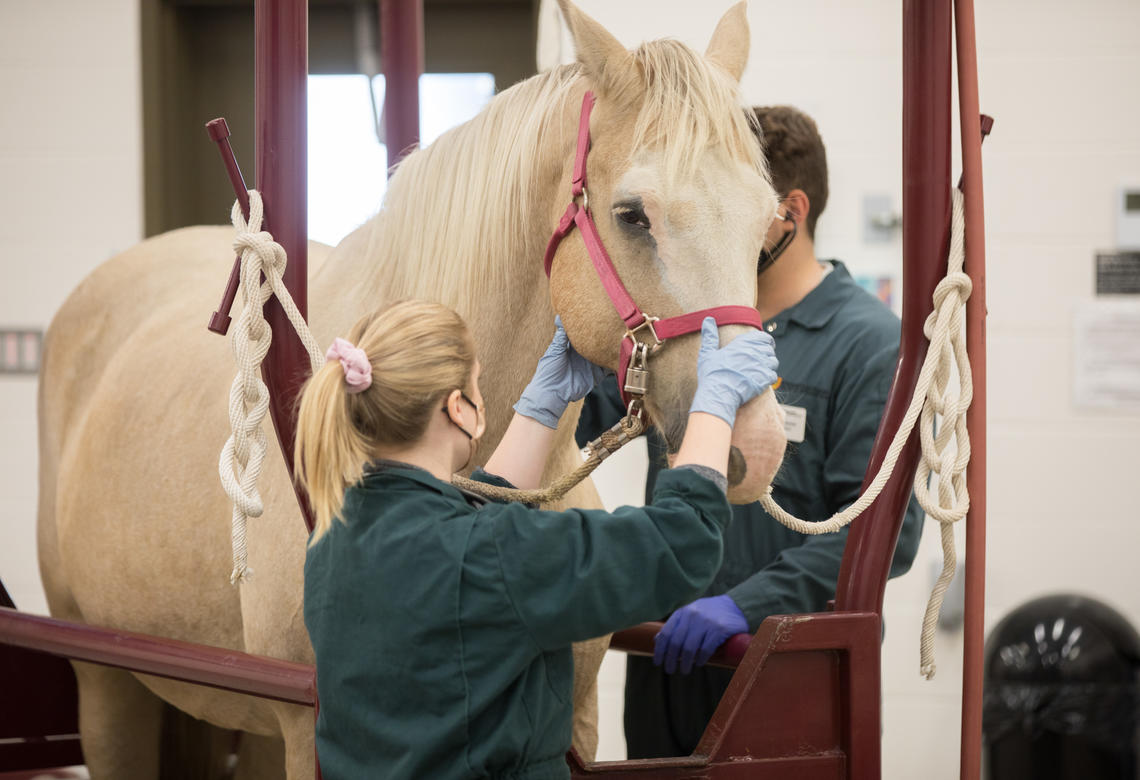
[761,187,974,680]
[219,190,324,585]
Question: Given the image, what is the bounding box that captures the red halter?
[543,91,765,410]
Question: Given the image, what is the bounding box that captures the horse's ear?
[556,0,639,100]
[705,1,750,82]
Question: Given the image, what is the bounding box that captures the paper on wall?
[1073,300,1140,410]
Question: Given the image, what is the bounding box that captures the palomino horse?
[37,1,786,776]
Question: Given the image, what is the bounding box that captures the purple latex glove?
[653,595,749,675]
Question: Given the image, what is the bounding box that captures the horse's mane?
[356,64,578,311]
[354,38,766,310]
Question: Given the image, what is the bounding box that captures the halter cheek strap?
[544,91,766,408]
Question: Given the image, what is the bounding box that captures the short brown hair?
[751,106,829,239]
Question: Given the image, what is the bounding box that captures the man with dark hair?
[576,105,924,758]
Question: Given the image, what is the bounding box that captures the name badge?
[780,404,807,443]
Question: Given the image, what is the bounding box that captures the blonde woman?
[296,300,777,779]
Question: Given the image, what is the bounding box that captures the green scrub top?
[303,461,731,779]
[576,260,924,757]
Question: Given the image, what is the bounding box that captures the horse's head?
[549,0,787,503]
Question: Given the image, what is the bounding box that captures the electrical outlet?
[863,193,901,244]
[0,329,43,374]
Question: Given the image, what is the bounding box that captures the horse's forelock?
[628,38,767,188]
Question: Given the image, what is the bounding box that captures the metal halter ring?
[626,398,645,422]
[624,315,662,349]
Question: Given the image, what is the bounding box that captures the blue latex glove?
[653,594,749,675]
[514,316,607,429]
[689,317,778,427]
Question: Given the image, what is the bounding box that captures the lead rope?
[219,190,324,585]
[761,187,972,678]
[453,412,645,505]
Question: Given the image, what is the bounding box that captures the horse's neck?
[311,81,584,443]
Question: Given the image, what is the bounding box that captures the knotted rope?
[760,188,972,679]
[219,190,323,585]
[453,413,645,505]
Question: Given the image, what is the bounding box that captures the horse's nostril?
[727,446,747,486]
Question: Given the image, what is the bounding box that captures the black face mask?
[757,216,798,275]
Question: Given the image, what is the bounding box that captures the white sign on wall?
[1073,300,1140,410]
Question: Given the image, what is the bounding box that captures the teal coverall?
[304,461,731,779]
[576,260,925,757]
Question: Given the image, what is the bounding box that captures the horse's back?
[40,225,332,478]
[37,223,327,644]
[40,227,232,452]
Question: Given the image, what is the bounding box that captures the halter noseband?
[543,91,765,412]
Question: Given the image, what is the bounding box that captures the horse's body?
[38,3,787,776]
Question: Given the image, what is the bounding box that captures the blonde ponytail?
[295,301,475,544]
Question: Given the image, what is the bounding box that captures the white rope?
[761,188,972,679]
[219,190,323,584]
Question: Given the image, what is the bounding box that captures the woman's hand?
[513,316,608,429]
[673,319,779,479]
[689,317,778,427]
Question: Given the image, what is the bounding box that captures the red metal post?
[380,0,423,169]
[255,0,316,532]
[954,0,988,776]
[834,0,953,615]
[254,2,323,775]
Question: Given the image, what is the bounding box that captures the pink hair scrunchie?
[326,337,372,394]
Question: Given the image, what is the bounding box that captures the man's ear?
[705,1,750,82]
[556,0,640,102]
[782,188,811,226]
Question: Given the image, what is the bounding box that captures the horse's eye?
[614,206,650,230]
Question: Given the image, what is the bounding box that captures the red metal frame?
[0,1,986,777]
[380,0,424,167]
[955,0,988,775]
[205,118,250,336]
[254,0,316,533]
[587,613,881,778]
[0,582,83,772]
[0,608,315,707]
[835,0,951,618]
